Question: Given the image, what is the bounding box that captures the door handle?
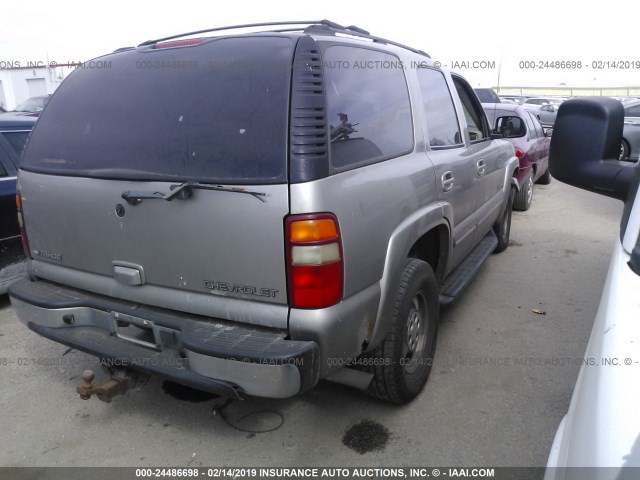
[442,171,454,192]
[476,159,486,176]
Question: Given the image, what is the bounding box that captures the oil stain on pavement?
[342,419,390,454]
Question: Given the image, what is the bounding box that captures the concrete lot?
[0,180,623,468]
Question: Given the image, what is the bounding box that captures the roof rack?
[137,20,430,58]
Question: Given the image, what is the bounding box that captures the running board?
[439,230,498,305]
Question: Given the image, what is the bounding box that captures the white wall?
[0,67,65,110]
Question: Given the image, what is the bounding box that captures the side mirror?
[495,116,526,138]
[550,97,636,201]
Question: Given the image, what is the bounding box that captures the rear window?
[21,36,293,184]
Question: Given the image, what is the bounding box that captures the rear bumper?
[0,237,27,295]
[9,278,319,399]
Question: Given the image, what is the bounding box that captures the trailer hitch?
[76,369,134,403]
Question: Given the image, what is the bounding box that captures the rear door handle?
[477,160,486,176]
[442,171,454,192]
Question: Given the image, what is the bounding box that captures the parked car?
[12,95,51,115]
[499,95,526,105]
[619,99,640,161]
[484,103,552,211]
[524,97,562,106]
[532,103,559,126]
[473,87,501,103]
[9,20,518,404]
[0,113,36,294]
[545,98,640,478]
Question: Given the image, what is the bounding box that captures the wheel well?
[407,225,449,281]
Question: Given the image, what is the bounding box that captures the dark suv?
[10,21,518,403]
[0,113,35,294]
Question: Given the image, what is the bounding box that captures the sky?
[2,0,639,88]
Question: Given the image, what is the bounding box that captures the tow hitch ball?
[76,369,133,403]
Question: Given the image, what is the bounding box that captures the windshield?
[21,36,293,184]
[14,96,49,112]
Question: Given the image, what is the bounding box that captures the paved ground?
[0,179,623,468]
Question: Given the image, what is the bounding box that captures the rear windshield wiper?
[122,181,268,205]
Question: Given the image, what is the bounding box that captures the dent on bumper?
[9,279,319,399]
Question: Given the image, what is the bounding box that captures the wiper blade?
[121,181,268,205]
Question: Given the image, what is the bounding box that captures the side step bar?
[439,230,498,305]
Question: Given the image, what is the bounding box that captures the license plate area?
[110,311,180,351]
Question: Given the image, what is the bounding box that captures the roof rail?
[137,19,430,57]
[138,20,338,47]
[302,23,430,58]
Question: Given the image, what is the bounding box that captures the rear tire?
[365,259,439,404]
[536,166,552,185]
[620,139,630,160]
[513,171,533,211]
[493,186,516,253]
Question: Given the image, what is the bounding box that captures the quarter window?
[324,46,413,169]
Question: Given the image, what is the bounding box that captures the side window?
[452,76,489,142]
[417,68,462,148]
[528,112,544,138]
[2,131,31,158]
[324,46,413,169]
[523,112,538,139]
[0,157,7,177]
[625,105,640,117]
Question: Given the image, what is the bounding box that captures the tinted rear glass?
[22,36,293,184]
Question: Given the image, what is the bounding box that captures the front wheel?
[493,186,516,253]
[365,259,439,404]
[513,171,533,211]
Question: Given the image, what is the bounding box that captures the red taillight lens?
[286,214,343,309]
[16,193,31,258]
[514,147,525,158]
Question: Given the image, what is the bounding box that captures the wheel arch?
[366,205,450,352]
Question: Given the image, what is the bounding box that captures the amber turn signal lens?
[290,219,338,243]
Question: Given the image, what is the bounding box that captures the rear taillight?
[286,214,343,309]
[514,147,525,158]
[16,193,31,258]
